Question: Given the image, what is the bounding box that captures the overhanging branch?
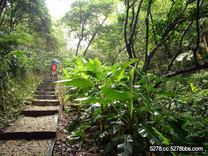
[163,63,208,78]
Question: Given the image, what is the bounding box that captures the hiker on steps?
[51,62,56,77]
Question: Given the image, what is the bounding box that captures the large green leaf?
[63,68,70,78]
[101,87,130,101]
[86,58,103,73]
[134,69,145,78]
[77,59,89,78]
[101,136,120,154]
[166,118,188,138]
[79,71,98,78]
[109,62,121,73]
[74,97,107,104]
[67,118,81,133]
[94,57,103,72]
[117,58,139,82]
[103,59,138,86]
[152,127,169,146]
[117,135,133,156]
[137,124,163,145]
[103,75,117,86]
[9,50,28,65]
[157,89,175,97]
[190,83,198,92]
[76,57,85,71]
[129,67,134,119]
[57,78,94,89]
[190,129,208,137]
[139,93,153,107]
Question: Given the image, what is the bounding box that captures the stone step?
[35,91,55,96]
[37,85,55,90]
[39,84,56,87]
[41,80,56,84]
[43,78,57,82]
[36,88,55,92]
[34,95,57,99]
[41,82,55,85]
[32,100,60,106]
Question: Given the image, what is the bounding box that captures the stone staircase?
[0,74,60,156]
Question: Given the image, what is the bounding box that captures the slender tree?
[62,0,114,57]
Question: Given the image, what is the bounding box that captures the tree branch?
[150,11,157,44]
[163,63,208,78]
[112,47,126,65]
[124,0,129,46]
[125,0,143,59]
[129,0,137,8]
[76,19,86,56]
[167,0,175,21]
[0,1,6,27]
[129,0,143,44]
[145,0,152,69]
[0,0,7,19]
[163,21,193,75]
[162,0,205,75]
[193,0,200,66]
[142,16,188,72]
[124,0,133,58]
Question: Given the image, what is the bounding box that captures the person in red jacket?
[51,62,56,77]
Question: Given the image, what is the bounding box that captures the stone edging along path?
[0,74,60,156]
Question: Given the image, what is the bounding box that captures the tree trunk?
[0,0,7,19]
[0,0,7,27]
[76,38,82,56]
[111,47,125,65]
[76,21,86,56]
[83,16,108,57]
[203,35,208,54]
[83,33,96,57]
[124,0,143,59]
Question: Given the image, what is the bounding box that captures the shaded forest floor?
[53,101,99,156]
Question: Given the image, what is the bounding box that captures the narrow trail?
[0,73,60,156]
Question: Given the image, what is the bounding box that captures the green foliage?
[60,57,208,155]
[0,70,42,129]
[61,0,116,56]
[0,31,42,129]
[137,124,164,145]
[117,135,133,156]
[0,0,51,33]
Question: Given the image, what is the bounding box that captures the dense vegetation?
[1,0,208,155]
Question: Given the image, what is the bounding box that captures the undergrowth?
[57,57,207,155]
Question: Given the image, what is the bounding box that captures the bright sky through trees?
[45,0,75,19]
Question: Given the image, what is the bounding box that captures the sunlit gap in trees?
[45,0,75,20]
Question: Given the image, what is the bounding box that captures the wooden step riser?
[43,81,57,84]
[0,131,56,140]
[36,88,55,92]
[38,85,55,88]
[42,79,57,82]
[35,91,55,95]
[22,110,58,116]
[37,86,55,90]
